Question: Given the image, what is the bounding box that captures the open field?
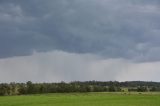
[0,92,160,106]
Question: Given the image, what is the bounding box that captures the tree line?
[0,81,160,96]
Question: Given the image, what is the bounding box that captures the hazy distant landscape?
[1,81,160,96]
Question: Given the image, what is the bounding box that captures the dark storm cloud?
[0,0,160,61]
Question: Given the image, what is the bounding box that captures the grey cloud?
[0,0,160,61]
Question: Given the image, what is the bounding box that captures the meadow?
[0,92,160,106]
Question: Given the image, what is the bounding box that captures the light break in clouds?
[0,51,159,83]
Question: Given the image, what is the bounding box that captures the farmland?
[0,92,160,106]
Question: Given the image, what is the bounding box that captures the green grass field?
[0,92,160,106]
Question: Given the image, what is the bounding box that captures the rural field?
[0,92,160,106]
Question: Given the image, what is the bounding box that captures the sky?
[0,0,160,82]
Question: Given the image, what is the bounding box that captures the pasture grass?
[0,92,160,106]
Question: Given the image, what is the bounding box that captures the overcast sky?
[0,0,160,82]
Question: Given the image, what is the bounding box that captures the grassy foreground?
[0,92,160,106]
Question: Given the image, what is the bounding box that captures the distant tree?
[109,85,116,92]
[18,83,27,94]
[137,86,147,92]
[26,81,34,94]
[9,82,19,95]
[0,84,10,96]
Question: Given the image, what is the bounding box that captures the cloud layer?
[0,50,159,83]
[0,1,160,82]
[0,0,160,61]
